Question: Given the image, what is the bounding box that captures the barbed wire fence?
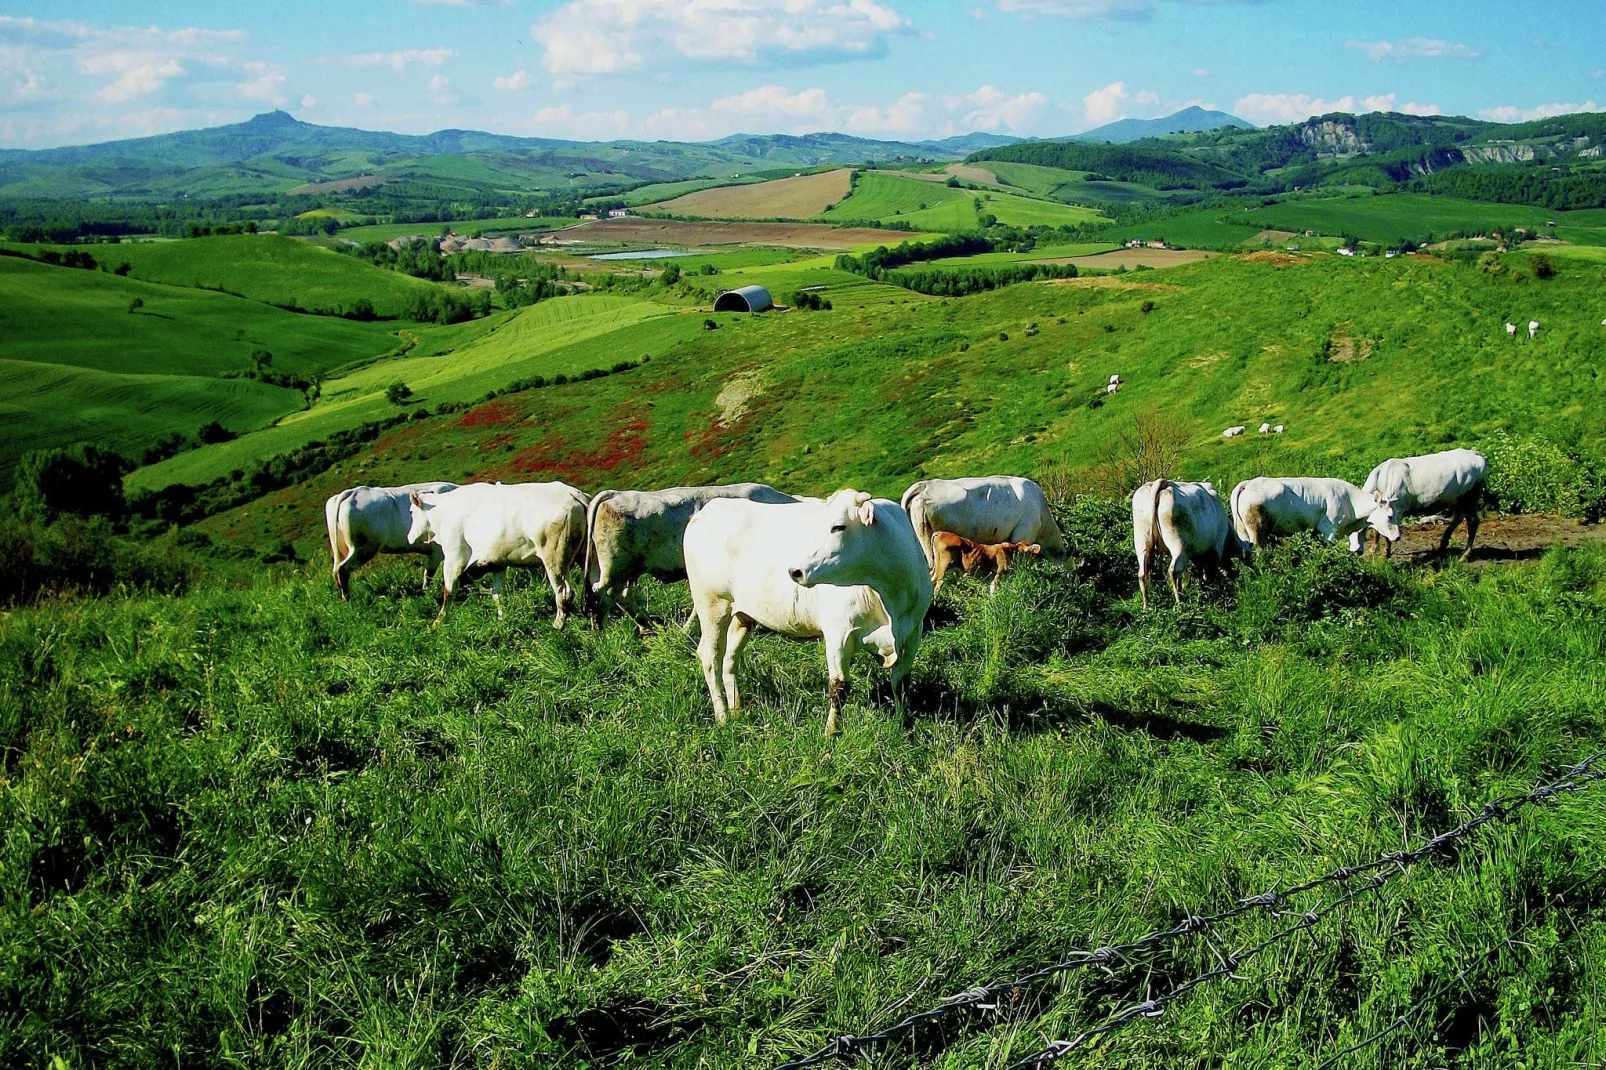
[774,751,1606,1070]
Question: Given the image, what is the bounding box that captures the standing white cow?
[1131,479,1233,609]
[1529,319,1540,339]
[1348,448,1487,560]
[1506,322,1517,338]
[1222,426,1246,438]
[1230,477,1388,550]
[583,482,797,625]
[684,489,932,736]
[406,481,589,628]
[325,481,457,599]
[901,476,1066,573]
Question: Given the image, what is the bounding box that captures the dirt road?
[1379,513,1603,564]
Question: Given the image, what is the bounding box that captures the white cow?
[407,481,589,628]
[1222,426,1246,438]
[1529,319,1540,339]
[583,483,797,625]
[684,489,932,736]
[1348,448,1487,560]
[1273,425,1285,434]
[1506,322,1517,338]
[1131,479,1233,609]
[325,481,457,599]
[1106,382,1120,395]
[901,476,1066,572]
[1230,476,1389,550]
[1109,374,1122,385]
[1258,423,1271,434]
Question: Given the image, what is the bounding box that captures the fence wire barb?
[773,751,1606,1070]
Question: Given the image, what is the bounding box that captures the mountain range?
[1072,106,1255,144]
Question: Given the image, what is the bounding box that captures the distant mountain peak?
[244,110,302,129]
[1073,107,1254,144]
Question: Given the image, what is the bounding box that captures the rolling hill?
[1073,106,1255,144]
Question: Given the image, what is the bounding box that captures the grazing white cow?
[1273,425,1285,434]
[1109,374,1122,385]
[1348,448,1487,560]
[1106,382,1120,395]
[1258,422,1272,434]
[1131,479,1233,609]
[1529,319,1540,339]
[583,482,797,625]
[407,481,589,628]
[1230,477,1388,550]
[1506,322,1517,338]
[1222,426,1246,438]
[901,476,1066,572]
[325,481,457,599]
[684,490,932,736]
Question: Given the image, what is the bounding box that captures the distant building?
[713,285,773,313]
[1146,240,1167,249]
[1337,247,1356,257]
[608,208,628,218]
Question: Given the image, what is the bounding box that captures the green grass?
[820,173,1104,230]
[921,242,1121,268]
[0,256,405,480]
[1244,195,1606,248]
[984,161,1176,207]
[127,295,684,492]
[5,234,455,319]
[3,512,1603,1067]
[1100,209,1265,250]
[598,177,766,207]
[335,217,579,244]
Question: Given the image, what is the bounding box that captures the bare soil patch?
[1239,250,1303,266]
[1376,513,1604,565]
[1249,229,1298,245]
[1328,326,1373,363]
[644,169,853,220]
[1046,248,1214,270]
[558,217,912,251]
[946,163,999,184]
[287,175,384,195]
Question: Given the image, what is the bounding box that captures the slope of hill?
[819,172,1105,229]
[1073,106,1254,143]
[641,169,855,219]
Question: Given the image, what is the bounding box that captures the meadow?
[820,173,1104,230]
[1242,195,1606,248]
[642,169,855,220]
[4,234,459,319]
[3,505,1603,1067]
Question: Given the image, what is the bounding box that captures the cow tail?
[1230,481,1250,548]
[904,489,935,571]
[1145,479,1170,576]
[582,489,616,602]
[332,491,357,571]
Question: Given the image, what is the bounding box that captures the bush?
[386,382,414,405]
[1481,431,1602,518]
[1530,252,1556,279]
[1236,534,1403,631]
[0,515,195,605]
[127,297,143,313]
[11,445,131,522]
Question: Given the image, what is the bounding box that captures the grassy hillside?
[985,161,1176,207]
[1243,195,1606,247]
[643,169,854,220]
[128,295,688,492]
[0,256,404,480]
[5,511,1604,1066]
[4,235,459,319]
[820,173,1103,230]
[184,249,1606,557]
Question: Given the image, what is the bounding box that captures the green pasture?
[4,234,455,318]
[128,296,685,492]
[1099,209,1265,250]
[335,217,578,244]
[820,173,1104,230]
[598,176,765,207]
[1244,195,1606,247]
[4,509,1604,1067]
[985,161,1176,207]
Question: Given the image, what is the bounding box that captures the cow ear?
[852,491,872,506]
[410,491,424,507]
[858,499,876,526]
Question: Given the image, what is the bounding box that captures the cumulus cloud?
[1346,38,1481,63]
[492,69,537,91]
[1082,80,1163,126]
[531,101,631,138]
[991,0,1266,21]
[1232,92,1356,124]
[345,48,456,73]
[236,60,288,105]
[1479,100,1602,123]
[1192,67,1209,77]
[1360,92,1440,115]
[947,84,1050,131]
[354,91,377,107]
[531,0,912,77]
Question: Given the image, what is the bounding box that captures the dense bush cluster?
[886,261,1079,296]
[1481,431,1606,521]
[401,287,493,324]
[0,516,195,605]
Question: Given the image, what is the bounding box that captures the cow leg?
[1137,552,1150,611]
[721,614,752,715]
[695,599,733,724]
[1461,509,1481,561]
[1168,554,1185,605]
[823,629,855,737]
[490,571,506,620]
[1437,514,1463,556]
[540,556,567,630]
[931,553,949,598]
[434,556,463,627]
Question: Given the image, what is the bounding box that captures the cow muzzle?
[788,567,806,584]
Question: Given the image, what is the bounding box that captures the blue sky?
[1,0,1602,149]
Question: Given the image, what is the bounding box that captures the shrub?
[11,445,131,522]
[1481,431,1601,517]
[127,297,143,313]
[195,421,236,445]
[386,382,414,405]
[1235,534,1403,630]
[0,515,195,605]
[1530,252,1556,279]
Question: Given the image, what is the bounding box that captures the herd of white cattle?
[324,448,1486,734]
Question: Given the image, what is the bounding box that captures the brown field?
[642,168,854,220]
[556,217,915,251]
[1249,229,1298,245]
[945,163,999,184]
[1044,248,1215,270]
[286,175,384,195]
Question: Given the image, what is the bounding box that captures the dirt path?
[1380,513,1604,565]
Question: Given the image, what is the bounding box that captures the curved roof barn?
[713,285,773,313]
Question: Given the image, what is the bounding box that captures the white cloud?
[713,84,834,121]
[1082,81,1132,125]
[1192,67,1209,77]
[531,102,630,138]
[92,59,185,103]
[492,69,537,91]
[946,83,1050,131]
[236,60,287,105]
[426,74,459,105]
[840,91,930,137]
[1346,38,1480,63]
[1479,100,1602,123]
[995,0,1150,18]
[1359,93,1440,116]
[354,90,377,107]
[1233,92,1356,124]
[532,0,912,77]
[345,48,455,73]
[300,93,317,110]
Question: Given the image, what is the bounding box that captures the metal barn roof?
[712,285,773,313]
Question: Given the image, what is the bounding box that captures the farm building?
[713,285,773,313]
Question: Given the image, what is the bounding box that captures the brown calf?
[931,531,1042,595]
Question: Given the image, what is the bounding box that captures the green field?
[1100,209,1267,250]
[335,217,579,244]
[820,172,1104,230]
[598,176,766,207]
[5,234,457,319]
[0,256,404,480]
[1244,195,1606,247]
[985,161,1176,207]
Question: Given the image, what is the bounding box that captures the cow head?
[788,489,880,588]
[406,490,440,546]
[1369,490,1402,542]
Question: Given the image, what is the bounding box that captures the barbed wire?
[773,750,1606,1070]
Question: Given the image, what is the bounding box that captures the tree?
[1531,252,1556,279]
[659,261,682,287]
[127,297,143,313]
[196,421,236,444]
[12,445,132,521]
[386,382,414,405]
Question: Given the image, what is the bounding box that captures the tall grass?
[3,511,1603,1067]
